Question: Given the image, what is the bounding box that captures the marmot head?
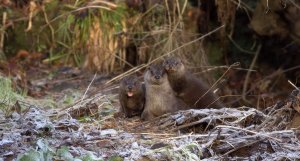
[163,56,185,74]
[120,75,142,97]
[144,63,167,85]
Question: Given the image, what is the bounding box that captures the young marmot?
[163,56,223,108]
[119,75,145,117]
[142,63,187,120]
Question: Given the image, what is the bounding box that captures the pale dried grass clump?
[106,1,225,84]
[84,16,127,72]
[84,0,231,78]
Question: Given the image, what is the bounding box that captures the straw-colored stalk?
[84,18,127,72]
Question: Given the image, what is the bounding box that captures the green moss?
[18,141,104,161]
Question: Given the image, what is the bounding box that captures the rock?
[131,142,139,149]
[100,129,118,136]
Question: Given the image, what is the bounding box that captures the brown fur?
[163,56,223,108]
[141,63,187,121]
[119,75,145,117]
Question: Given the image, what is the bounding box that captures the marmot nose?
[155,75,160,79]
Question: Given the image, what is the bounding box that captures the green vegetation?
[17,139,104,161]
[0,76,26,111]
[2,0,127,69]
[148,142,202,161]
[53,1,127,67]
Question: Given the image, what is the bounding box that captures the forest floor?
[1,60,300,161]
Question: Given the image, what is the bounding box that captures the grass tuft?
[148,141,202,160]
[0,76,25,111]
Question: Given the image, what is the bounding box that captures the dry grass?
[84,18,127,72]
[81,1,127,72]
[52,82,300,160]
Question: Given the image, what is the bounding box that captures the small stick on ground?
[80,72,97,105]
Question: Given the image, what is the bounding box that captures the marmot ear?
[176,57,182,63]
[147,65,152,71]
